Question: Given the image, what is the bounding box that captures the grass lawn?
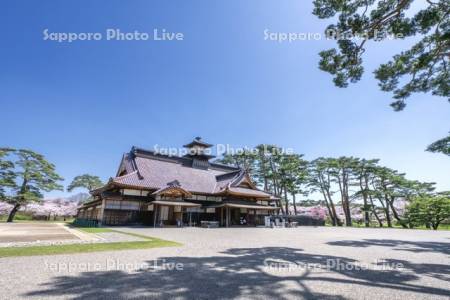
[75,227,114,233]
[325,222,450,230]
[0,229,181,258]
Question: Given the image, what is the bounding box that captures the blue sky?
[1,1,449,197]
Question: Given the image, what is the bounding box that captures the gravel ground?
[0,226,449,300]
[0,224,144,248]
[0,223,79,245]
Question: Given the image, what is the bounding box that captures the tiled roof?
[206,199,279,210]
[110,147,273,198]
[226,187,272,198]
[214,170,241,193]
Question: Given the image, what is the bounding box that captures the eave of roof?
[151,200,201,207]
[77,198,102,209]
[214,187,272,198]
[207,199,279,210]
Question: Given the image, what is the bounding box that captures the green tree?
[370,165,435,227]
[0,148,16,198]
[67,174,103,192]
[371,166,401,227]
[330,157,361,226]
[0,149,63,222]
[426,133,450,156]
[353,159,382,227]
[313,0,449,110]
[254,144,273,191]
[278,154,309,215]
[217,145,308,215]
[313,1,449,153]
[403,200,423,228]
[406,194,450,229]
[308,158,342,226]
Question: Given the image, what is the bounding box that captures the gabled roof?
[214,169,271,198]
[104,143,273,199]
[152,186,192,198]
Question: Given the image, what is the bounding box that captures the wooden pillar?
[98,198,105,225]
[181,207,185,227]
[226,207,229,228]
[153,204,158,228]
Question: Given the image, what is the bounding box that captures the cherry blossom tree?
[0,202,12,216]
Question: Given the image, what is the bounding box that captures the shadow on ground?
[327,239,450,255]
[24,246,450,299]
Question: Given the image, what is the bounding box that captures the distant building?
[77,137,279,226]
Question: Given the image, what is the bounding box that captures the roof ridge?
[133,146,240,173]
[113,170,139,180]
[132,146,191,164]
[215,169,241,180]
[210,161,240,170]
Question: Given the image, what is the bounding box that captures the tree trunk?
[377,194,391,227]
[359,177,369,227]
[323,174,341,226]
[363,204,370,227]
[365,175,383,227]
[345,206,352,226]
[318,174,335,225]
[258,151,269,191]
[269,159,280,196]
[277,198,285,215]
[432,221,440,230]
[388,197,407,228]
[284,188,289,215]
[384,199,392,227]
[326,186,341,226]
[343,183,352,226]
[292,193,297,215]
[368,195,383,227]
[380,182,392,227]
[321,190,335,226]
[7,204,21,223]
[337,174,352,226]
[329,199,341,226]
[7,177,29,223]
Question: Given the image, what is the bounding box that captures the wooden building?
[77,137,279,227]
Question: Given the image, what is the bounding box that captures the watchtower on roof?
[183,137,215,169]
